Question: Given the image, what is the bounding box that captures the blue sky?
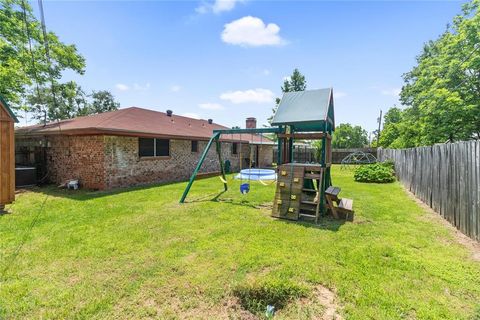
[32,0,465,133]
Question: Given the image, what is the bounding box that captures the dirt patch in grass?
[231,279,342,319]
[312,285,342,320]
[404,188,480,262]
[233,279,308,315]
[277,285,342,320]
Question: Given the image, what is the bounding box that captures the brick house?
[15,107,274,190]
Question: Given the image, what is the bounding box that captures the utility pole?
[376,109,382,144]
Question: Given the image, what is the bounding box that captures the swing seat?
[240,183,250,194]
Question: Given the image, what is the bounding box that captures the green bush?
[354,162,395,183]
[233,279,308,315]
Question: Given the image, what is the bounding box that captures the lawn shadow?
[20,180,186,201]
[274,215,346,232]
[183,190,228,203]
[185,191,267,210]
[189,191,346,232]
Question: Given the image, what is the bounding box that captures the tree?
[27,83,119,122]
[395,0,480,147]
[78,90,119,116]
[0,0,85,113]
[27,81,87,121]
[331,123,368,149]
[268,68,307,124]
[378,107,402,148]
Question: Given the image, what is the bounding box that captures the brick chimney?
[246,117,257,129]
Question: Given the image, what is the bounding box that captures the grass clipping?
[233,279,309,315]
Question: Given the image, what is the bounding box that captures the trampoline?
[235,168,277,181]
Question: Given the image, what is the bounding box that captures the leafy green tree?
[0,0,85,112]
[331,123,369,149]
[27,81,87,121]
[397,0,480,146]
[268,68,307,124]
[78,90,119,116]
[28,83,119,121]
[378,107,402,147]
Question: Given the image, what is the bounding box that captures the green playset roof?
[271,88,335,132]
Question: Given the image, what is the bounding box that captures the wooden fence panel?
[378,141,480,241]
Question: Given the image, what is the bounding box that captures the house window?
[139,138,170,157]
[191,140,198,153]
[232,143,238,155]
[139,138,154,157]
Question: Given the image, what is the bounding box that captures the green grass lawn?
[1,166,479,319]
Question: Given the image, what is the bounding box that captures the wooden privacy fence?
[378,141,480,241]
[273,146,317,163]
[273,147,378,164]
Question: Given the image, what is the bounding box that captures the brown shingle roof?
[15,107,273,144]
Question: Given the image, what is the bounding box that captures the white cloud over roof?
[196,0,241,14]
[115,83,129,91]
[221,16,286,47]
[220,88,275,104]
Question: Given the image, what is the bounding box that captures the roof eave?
[15,127,258,143]
[0,95,19,123]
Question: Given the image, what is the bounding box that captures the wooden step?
[299,213,316,219]
[300,205,316,212]
[301,200,317,206]
[304,173,322,179]
[325,186,341,197]
[302,188,317,193]
[338,198,353,211]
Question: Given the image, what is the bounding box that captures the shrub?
[354,162,395,183]
[381,159,395,170]
[233,279,308,315]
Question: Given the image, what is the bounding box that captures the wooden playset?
[180,88,354,223]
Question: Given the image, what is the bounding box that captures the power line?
[1,195,49,280]
[37,0,59,120]
[20,0,41,109]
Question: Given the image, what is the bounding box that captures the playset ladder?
[272,163,328,223]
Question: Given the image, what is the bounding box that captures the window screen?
[232,143,238,155]
[156,139,170,156]
[139,138,155,157]
[139,138,170,157]
[191,140,198,153]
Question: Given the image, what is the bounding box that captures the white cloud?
[335,91,347,98]
[181,112,200,119]
[221,16,286,47]
[115,83,129,91]
[116,83,151,92]
[170,85,182,92]
[195,3,208,14]
[220,88,275,104]
[381,88,401,97]
[213,0,237,13]
[199,102,224,110]
[262,69,270,76]
[133,83,151,91]
[196,0,241,14]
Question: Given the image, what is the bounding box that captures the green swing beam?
[179,127,284,203]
